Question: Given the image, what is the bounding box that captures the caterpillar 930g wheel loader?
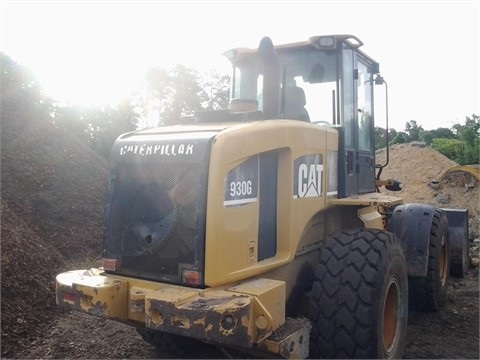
[56,35,469,359]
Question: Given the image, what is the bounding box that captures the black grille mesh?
[104,162,200,282]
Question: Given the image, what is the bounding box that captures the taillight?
[63,291,75,304]
[181,269,201,285]
[102,258,118,271]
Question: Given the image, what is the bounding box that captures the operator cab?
[225,35,381,197]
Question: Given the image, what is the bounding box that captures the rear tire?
[408,209,450,311]
[309,229,408,359]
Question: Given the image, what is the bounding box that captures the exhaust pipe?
[258,37,280,119]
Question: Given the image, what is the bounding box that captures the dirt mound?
[376,143,480,238]
[1,118,108,260]
[0,200,66,355]
[1,117,108,356]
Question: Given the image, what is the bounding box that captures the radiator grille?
[104,162,202,283]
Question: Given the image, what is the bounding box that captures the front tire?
[309,229,408,359]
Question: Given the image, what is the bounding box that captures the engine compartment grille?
[103,161,205,284]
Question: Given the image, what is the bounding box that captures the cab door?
[356,59,375,193]
[340,48,375,196]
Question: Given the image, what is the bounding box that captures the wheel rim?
[439,234,448,286]
[383,278,400,356]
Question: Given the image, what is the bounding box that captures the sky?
[1,0,479,131]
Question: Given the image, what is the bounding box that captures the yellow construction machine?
[56,35,469,358]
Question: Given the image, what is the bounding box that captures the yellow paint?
[56,269,128,320]
[442,165,480,181]
[56,243,313,356]
[228,278,285,332]
[329,192,403,206]
[193,318,205,326]
[357,206,384,229]
[56,269,288,348]
[204,121,338,286]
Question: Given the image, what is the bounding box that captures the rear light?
[181,269,201,285]
[63,292,75,304]
[103,258,119,271]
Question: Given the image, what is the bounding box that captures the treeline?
[1,53,478,164]
[0,53,230,159]
[375,118,479,165]
[145,66,230,125]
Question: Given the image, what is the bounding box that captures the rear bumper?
[56,268,308,356]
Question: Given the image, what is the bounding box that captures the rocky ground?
[1,118,479,359]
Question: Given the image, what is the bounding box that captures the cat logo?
[293,154,323,198]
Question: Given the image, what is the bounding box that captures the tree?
[404,120,424,142]
[202,70,231,110]
[390,132,408,145]
[388,128,398,141]
[145,67,172,127]
[431,138,465,163]
[85,100,139,158]
[163,65,208,124]
[0,53,53,125]
[451,114,479,164]
[145,65,208,125]
[53,99,139,159]
[374,126,385,150]
[53,105,90,142]
[420,127,455,146]
[145,65,230,126]
[430,114,479,165]
[374,127,399,150]
[452,114,480,147]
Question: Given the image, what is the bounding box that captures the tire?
[446,209,469,278]
[408,209,450,311]
[309,229,408,359]
[449,232,468,278]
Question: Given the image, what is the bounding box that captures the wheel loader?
[56,35,469,358]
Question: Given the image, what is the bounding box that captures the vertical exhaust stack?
[258,37,280,119]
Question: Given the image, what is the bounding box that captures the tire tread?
[309,229,407,358]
